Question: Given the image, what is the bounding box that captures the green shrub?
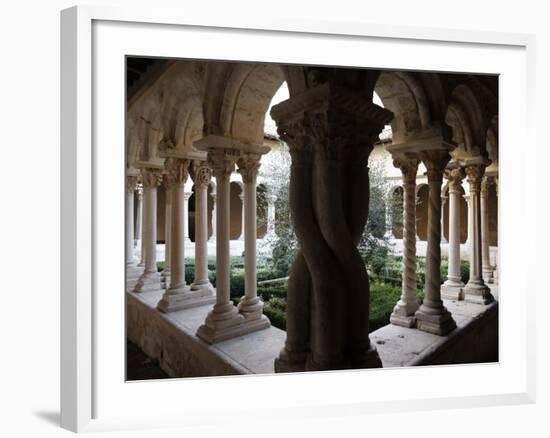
[369,283,403,332]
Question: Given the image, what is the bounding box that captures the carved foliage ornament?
[191,162,213,188]
[165,157,190,186]
[394,156,419,185]
[465,165,485,192]
[445,168,465,193]
[237,154,261,184]
[140,168,163,189]
[126,175,139,193]
[208,149,239,180]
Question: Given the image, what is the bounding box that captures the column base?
[441,280,465,301]
[305,343,382,371]
[196,302,270,344]
[463,281,494,304]
[483,268,494,283]
[157,286,216,313]
[237,296,268,322]
[190,280,214,293]
[160,271,170,289]
[415,304,456,336]
[133,271,162,293]
[389,300,419,328]
[274,347,308,373]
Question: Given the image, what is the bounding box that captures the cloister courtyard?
[125,57,499,378]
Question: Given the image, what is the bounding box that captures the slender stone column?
[238,189,245,241]
[237,153,271,326]
[135,183,143,249]
[134,168,163,292]
[414,151,456,335]
[441,194,448,243]
[126,176,138,265]
[194,137,272,344]
[481,176,494,283]
[161,181,172,289]
[463,163,494,304]
[137,184,146,267]
[183,190,192,244]
[195,148,245,342]
[389,156,420,328]
[441,168,466,300]
[157,159,215,312]
[190,162,215,293]
[209,189,217,242]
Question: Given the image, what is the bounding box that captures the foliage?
[258,142,298,277]
[358,159,394,274]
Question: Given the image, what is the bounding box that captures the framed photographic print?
[61,4,536,433]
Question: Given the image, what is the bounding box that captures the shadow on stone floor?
[127,339,170,381]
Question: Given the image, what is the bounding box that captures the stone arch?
[416,183,429,241]
[446,83,488,159]
[219,64,287,144]
[374,71,433,142]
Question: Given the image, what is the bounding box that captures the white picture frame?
[60,4,536,433]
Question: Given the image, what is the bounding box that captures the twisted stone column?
[481,176,494,283]
[157,159,215,312]
[126,176,138,265]
[389,156,420,327]
[160,181,172,289]
[134,168,163,292]
[414,151,456,335]
[271,81,391,371]
[190,162,215,294]
[463,164,494,304]
[237,154,270,327]
[441,168,466,300]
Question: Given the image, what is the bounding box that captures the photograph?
[125,58,499,379]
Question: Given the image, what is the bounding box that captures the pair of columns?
[193,137,271,344]
[441,162,495,305]
[156,158,216,311]
[389,149,494,336]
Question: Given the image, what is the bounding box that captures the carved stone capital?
[140,168,163,189]
[393,156,420,185]
[208,148,239,180]
[445,168,465,194]
[191,161,213,189]
[465,164,486,193]
[126,175,139,194]
[237,153,262,184]
[270,83,393,165]
[165,157,190,186]
[420,150,452,183]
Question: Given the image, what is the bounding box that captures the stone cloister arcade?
[126,58,499,376]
